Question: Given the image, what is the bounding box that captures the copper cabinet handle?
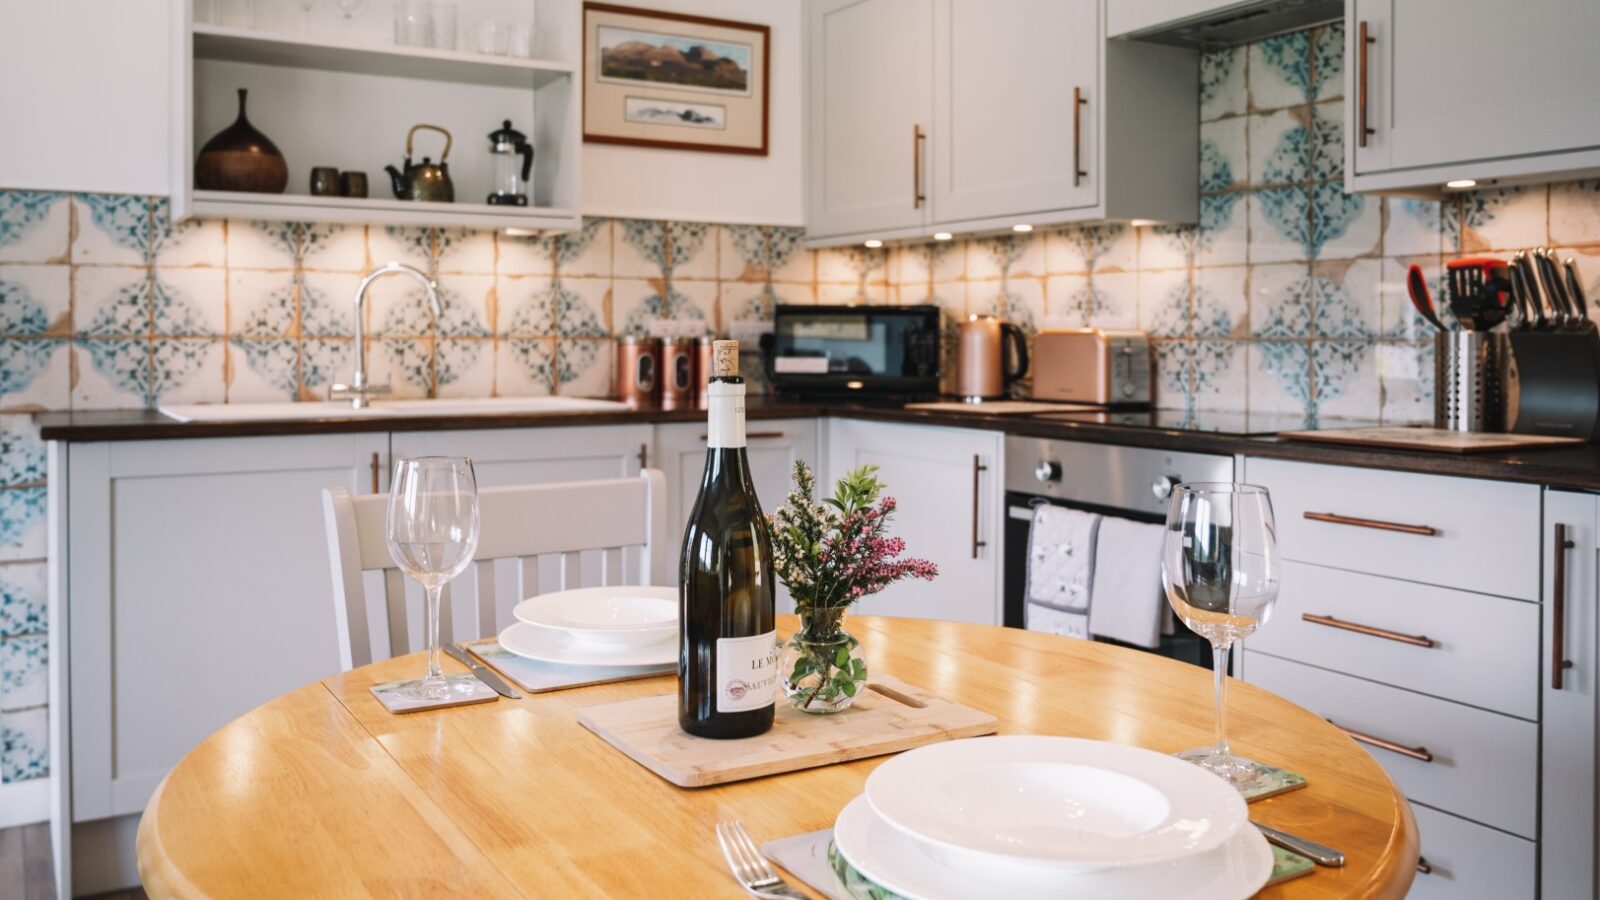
[1330,719,1434,763]
[1072,87,1088,186]
[1417,857,1433,875]
[1302,613,1435,648]
[971,455,988,559]
[638,442,648,470]
[1303,510,1437,536]
[699,431,786,441]
[370,452,381,493]
[1553,523,1576,690]
[1358,20,1375,147]
[912,125,926,209]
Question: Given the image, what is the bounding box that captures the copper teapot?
[385,124,454,202]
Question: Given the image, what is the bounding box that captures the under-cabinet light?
[1445,179,1477,189]
[933,232,953,241]
[1012,223,1033,233]
[864,239,884,248]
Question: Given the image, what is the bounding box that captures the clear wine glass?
[386,456,480,701]
[296,0,317,34]
[1161,482,1280,793]
[336,0,365,20]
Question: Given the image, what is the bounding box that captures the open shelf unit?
[171,0,582,233]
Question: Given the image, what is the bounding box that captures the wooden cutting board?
[1280,426,1585,453]
[577,676,998,787]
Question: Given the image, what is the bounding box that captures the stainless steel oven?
[1003,435,1236,668]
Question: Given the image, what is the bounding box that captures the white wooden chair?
[321,470,668,670]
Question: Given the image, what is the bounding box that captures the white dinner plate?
[513,586,678,648]
[497,621,676,667]
[864,735,1248,873]
[833,794,1272,900]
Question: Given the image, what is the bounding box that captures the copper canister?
[696,335,716,408]
[659,336,695,410]
[615,335,660,408]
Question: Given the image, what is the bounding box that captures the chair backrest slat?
[322,469,667,670]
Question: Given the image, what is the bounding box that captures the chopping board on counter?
[903,400,1102,414]
[577,676,997,787]
[1280,426,1585,453]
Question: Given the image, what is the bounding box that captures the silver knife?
[1253,821,1345,867]
[444,643,521,698]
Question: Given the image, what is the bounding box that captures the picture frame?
[582,2,771,156]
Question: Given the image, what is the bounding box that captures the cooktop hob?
[1027,407,1383,438]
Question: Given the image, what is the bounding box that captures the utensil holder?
[1434,331,1508,432]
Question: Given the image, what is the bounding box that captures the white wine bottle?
[678,340,777,738]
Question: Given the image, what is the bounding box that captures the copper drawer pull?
[912,125,926,209]
[699,431,786,441]
[1303,511,1437,536]
[370,452,381,493]
[1302,613,1435,648]
[1416,857,1433,875]
[1072,86,1088,186]
[1553,523,1576,690]
[1330,719,1434,763]
[638,442,648,470]
[1357,20,1376,148]
[971,455,987,559]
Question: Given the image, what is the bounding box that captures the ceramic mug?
[340,171,369,198]
[310,167,341,196]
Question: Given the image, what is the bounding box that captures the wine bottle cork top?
[712,340,739,377]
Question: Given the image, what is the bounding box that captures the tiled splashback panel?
[6,21,1600,786]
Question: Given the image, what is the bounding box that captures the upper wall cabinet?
[169,0,581,232]
[805,0,1197,247]
[1346,0,1600,192]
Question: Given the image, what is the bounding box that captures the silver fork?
[715,820,810,899]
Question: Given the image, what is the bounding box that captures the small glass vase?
[780,614,867,715]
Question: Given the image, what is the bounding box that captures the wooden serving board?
[577,676,998,787]
[1280,426,1584,453]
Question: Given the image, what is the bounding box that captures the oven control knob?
[1035,460,1063,483]
[1151,475,1178,501]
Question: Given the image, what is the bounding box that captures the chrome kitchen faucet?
[331,261,441,409]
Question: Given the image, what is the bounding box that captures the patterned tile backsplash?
[5,21,1600,785]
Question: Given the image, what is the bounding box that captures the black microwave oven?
[768,305,941,396]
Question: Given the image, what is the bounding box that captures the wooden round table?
[137,617,1417,898]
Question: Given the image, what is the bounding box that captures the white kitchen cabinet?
[655,419,819,611]
[805,0,1196,246]
[1346,0,1600,192]
[824,420,1002,624]
[1541,490,1598,900]
[390,424,650,486]
[63,433,387,824]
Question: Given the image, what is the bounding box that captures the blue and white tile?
[1043,274,1095,328]
[720,225,770,282]
[1045,225,1134,276]
[71,340,148,409]
[1,634,46,709]
[496,336,555,396]
[768,227,811,283]
[1250,263,1315,338]
[1138,224,1198,270]
[153,267,226,336]
[75,266,153,337]
[1091,272,1138,329]
[498,232,555,277]
[226,220,299,270]
[435,227,496,275]
[1311,21,1345,102]
[1200,117,1247,194]
[930,239,968,282]
[151,199,225,268]
[1192,340,1248,411]
[1311,260,1381,339]
[1200,46,1246,121]
[0,192,69,263]
[1135,268,1189,337]
[1377,256,1443,340]
[1249,109,1310,187]
[433,338,494,398]
[1249,188,1312,263]
[228,270,296,339]
[1378,341,1434,425]
[1195,193,1248,267]
[497,274,558,336]
[300,340,351,397]
[1249,30,1311,111]
[1009,233,1046,278]
[1152,341,1193,405]
[817,281,887,306]
[0,266,70,408]
[298,223,366,271]
[549,277,609,338]
[299,271,360,337]
[368,339,434,397]
[0,417,44,488]
[0,564,46,639]
[1309,102,1344,182]
[1384,198,1445,258]
[1311,183,1379,260]
[1248,341,1312,416]
[555,339,612,397]
[672,280,719,328]
[1,706,47,782]
[555,218,614,277]
[227,338,299,401]
[368,226,433,271]
[817,246,887,284]
[666,222,717,280]
[369,277,451,338]
[1550,180,1600,247]
[1459,185,1548,252]
[1192,266,1248,338]
[71,193,151,265]
[614,219,667,278]
[1312,340,1378,420]
[610,279,668,336]
[719,282,779,325]
[0,487,47,561]
[430,276,494,338]
[150,338,226,405]
[971,277,1046,334]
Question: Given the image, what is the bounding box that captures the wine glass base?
[392,676,478,703]
[1174,748,1279,795]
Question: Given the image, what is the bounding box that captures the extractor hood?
[1120,0,1343,49]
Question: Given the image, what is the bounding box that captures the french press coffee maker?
[486,120,534,206]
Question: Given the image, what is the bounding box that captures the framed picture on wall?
[582,2,770,156]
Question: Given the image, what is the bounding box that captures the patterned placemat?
[464,638,674,693]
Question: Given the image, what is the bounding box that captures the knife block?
[1506,330,1600,441]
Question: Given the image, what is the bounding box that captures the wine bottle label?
[716,630,777,713]
[706,380,746,449]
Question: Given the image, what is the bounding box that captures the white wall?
[579,0,804,226]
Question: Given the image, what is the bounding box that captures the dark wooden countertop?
[35,400,1600,492]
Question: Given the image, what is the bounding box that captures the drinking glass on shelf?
[393,0,431,46]
[475,18,508,55]
[506,23,532,58]
[336,0,366,21]
[430,0,458,50]
[1161,482,1280,793]
[386,456,481,701]
[295,0,317,34]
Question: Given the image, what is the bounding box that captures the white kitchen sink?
[159,396,631,423]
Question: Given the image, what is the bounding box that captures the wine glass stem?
[1211,641,1231,760]
[423,583,444,685]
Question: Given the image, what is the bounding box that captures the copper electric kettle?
[385,124,454,202]
[957,315,1029,401]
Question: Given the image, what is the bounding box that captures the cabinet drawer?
[1245,458,1540,600]
[1244,654,1536,838]
[1409,805,1535,900]
[1247,562,1538,719]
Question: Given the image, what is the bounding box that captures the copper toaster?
[1031,328,1152,406]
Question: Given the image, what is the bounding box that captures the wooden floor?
[0,824,147,900]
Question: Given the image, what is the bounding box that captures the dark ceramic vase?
[195,89,288,193]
